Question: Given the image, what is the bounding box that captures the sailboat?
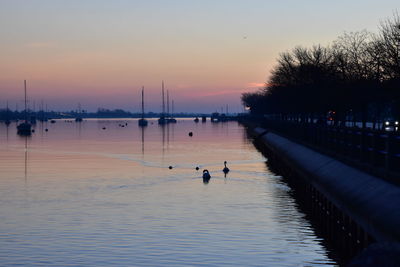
[37,101,47,122]
[75,103,83,122]
[30,100,37,124]
[158,81,167,125]
[17,80,32,135]
[138,86,148,127]
[4,101,11,126]
[166,91,176,123]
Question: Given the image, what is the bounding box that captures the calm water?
[0,119,336,266]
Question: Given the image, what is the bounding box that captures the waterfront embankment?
[246,124,400,263]
[252,126,400,241]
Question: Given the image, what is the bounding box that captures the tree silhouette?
[242,13,400,127]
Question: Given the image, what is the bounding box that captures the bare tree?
[378,12,400,80]
[332,30,373,81]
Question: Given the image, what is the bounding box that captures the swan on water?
[223,161,229,174]
[202,169,211,179]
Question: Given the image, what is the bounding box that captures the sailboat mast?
[24,80,27,123]
[141,86,145,119]
[41,100,44,120]
[167,90,170,117]
[162,81,165,115]
[172,100,174,116]
[6,100,9,120]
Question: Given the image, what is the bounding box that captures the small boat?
[194,117,199,123]
[30,115,37,124]
[201,116,206,122]
[158,116,167,125]
[211,112,220,122]
[138,118,147,126]
[17,122,32,135]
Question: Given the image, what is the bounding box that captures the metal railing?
[259,118,400,181]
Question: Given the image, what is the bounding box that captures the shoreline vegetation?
[0,108,240,121]
[0,109,214,120]
[242,13,400,128]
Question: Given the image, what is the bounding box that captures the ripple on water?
[0,120,337,266]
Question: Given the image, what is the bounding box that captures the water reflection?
[24,136,28,183]
[141,126,145,155]
[5,122,10,141]
[160,124,166,154]
[76,119,82,137]
[247,128,359,265]
[0,119,337,266]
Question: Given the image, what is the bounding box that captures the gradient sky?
[0,1,398,113]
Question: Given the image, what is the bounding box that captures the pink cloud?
[246,82,265,88]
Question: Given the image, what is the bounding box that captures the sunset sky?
[0,1,398,113]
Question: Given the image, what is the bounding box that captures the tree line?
[242,13,400,127]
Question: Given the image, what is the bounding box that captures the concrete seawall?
[252,127,400,243]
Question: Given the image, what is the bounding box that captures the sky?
[0,0,398,113]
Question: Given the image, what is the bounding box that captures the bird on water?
[223,161,229,174]
[202,169,211,184]
[202,169,211,179]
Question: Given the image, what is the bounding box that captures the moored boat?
[17,80,32,136]
[138,86,148,127]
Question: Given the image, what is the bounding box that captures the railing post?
[385,132,392,172]
[393,136,400,173]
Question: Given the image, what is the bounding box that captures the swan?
[202,169,211,179]
[223,161,230,174]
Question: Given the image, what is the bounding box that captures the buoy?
[195,167,199,171]
[31,129,35,133]
[102,127,106,130]
[169,166,173,169]
[45,129,48,132]
[188,132,193,137]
